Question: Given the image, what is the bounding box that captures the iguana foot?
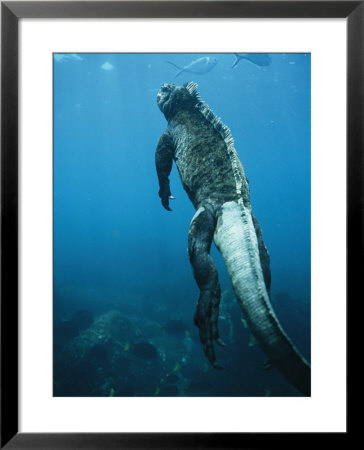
[194,290,224,369]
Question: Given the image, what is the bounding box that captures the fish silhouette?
[168,57,218,77]
[232,53,271,68]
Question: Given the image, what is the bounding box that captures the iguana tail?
[214,200,311,396]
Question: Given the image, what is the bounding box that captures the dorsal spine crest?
[185,82,245,196]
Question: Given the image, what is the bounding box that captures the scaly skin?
[155,82,310,395]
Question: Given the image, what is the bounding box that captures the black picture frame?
[1,1,356,448]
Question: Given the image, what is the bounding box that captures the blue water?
[53,53,310,397]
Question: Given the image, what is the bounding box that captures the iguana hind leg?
[188,204,224,369]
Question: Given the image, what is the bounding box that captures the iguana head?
[157,82,197,120]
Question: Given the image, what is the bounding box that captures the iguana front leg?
[188,204,225,369]
[155,132,175,211]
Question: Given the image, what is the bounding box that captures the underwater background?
[53,53,310,397]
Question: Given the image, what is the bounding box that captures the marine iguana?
[155,82,311,396]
